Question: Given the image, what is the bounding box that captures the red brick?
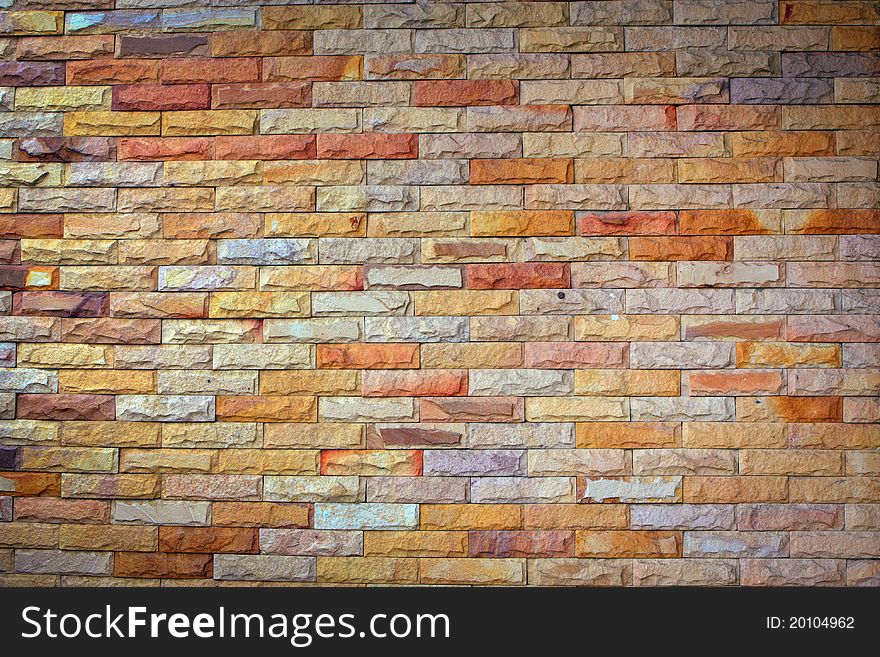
[158,527,259,554]
[117,137,212,161]
[159,58,260,84]
[17,394,115,422]
[317,344,420,369]
[524,342,628,368]
[689,370,785,396]
[466,263,570,289]
[13,291,109,317]
[112,84,210,111]
[629,237,733,261]
[14,498,109,524]
[114,552,212,578]
[578,211,677,236]
[414,80,518,107]
[419,397,524,423]
[215,135,316,160]
[0,215,63,239]
[212,82,311,109]
[317,133,418,159]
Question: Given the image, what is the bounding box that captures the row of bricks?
[1,79,878,109]
[3,526,880,559]
[6,52,879,87]
[2,17,879,48]
[2,419,874,449]
[0,1,876,29]
[2,158,879,186]
[3,2,877,33]
[3,210,880,239]
[2,335,878,365]
[2,445,877,477]
[0,393,872,423]
[2,185,876,214]
[3,61,880,93]
[5,368,879,398]
[5,262,880,293]
[3,495,878,526]
[3,238,878,269]
[5,107,880,135]
[4,496,878,529]
[1,313,876,342]
[4,552,880,587]
[4,287,880,317]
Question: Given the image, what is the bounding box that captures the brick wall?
[1,0,878,586]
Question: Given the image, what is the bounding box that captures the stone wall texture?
[0,0,879,587]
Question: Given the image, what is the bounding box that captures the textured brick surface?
[0,1,878,587]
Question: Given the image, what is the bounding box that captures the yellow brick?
[678,157,782,184]
[0,11,63,35]
[574,369,680,396]
[64,111,161,136]
[263,6,362,30]
[739,449,843,476]
[414,290,519,316]
[17,343,113,368]
[265,213,366,237]
[59,524,157,551]
[317,557,418,584]
[0,163,64,187]
[523,504,628,529]
[162,110,258,136]
[60,473,161,499]
[62,421,160,448]
[119,448,216,474]
[364,531,468,557]
[59,265,156,292]
[15,86,111,112]
[683,476,788,503]
[420,558,525,585]
[209,291,310,318]
[574,315,679,341]
[526,396,629,422]
[163,161,262,186]
[260,371,358,396]
[263,423,363,449]
[19,447,116,473]
[217,449,319,475]
[471,210,574,237]
[263,160,364,185]
[0,523,58,549]
[58,370,155,394]
[683,422,787,448]
[737,342,841,368]
[420,504,522,530]
[420,342,522,369]
[368,212,467,238]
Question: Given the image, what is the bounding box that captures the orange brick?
[466,263,570,289]
[471,158,573,184]
[629,236,733,261]
[576,531,680,558]
[317,344,419,369]
[216,396,317,422]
